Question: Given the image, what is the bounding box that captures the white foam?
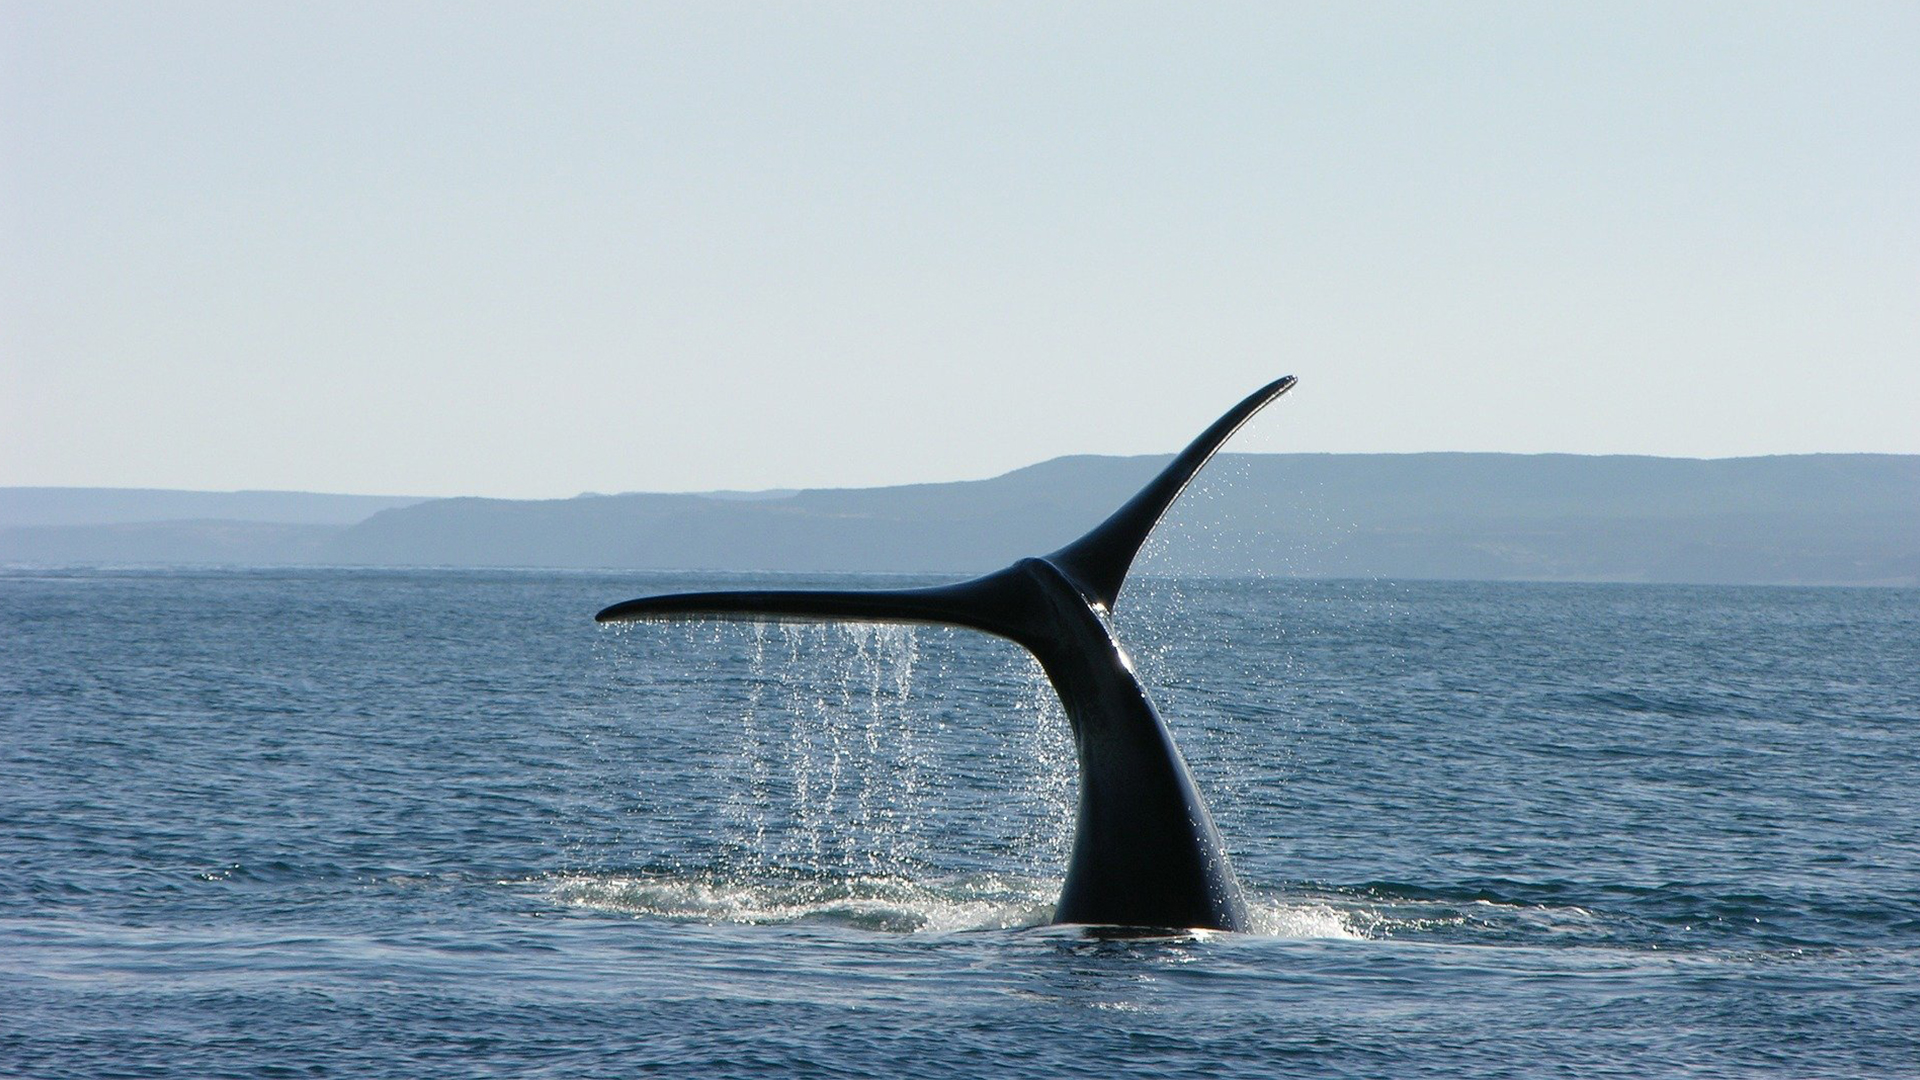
[1248,900,1369,940]
[546,873,1053,934]
[546,874,1371,940]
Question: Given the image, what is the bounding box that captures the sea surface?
[3,566,1917,1078]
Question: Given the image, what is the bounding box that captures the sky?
[3,2,1916,499]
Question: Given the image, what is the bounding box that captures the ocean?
[3,566,1917,1078]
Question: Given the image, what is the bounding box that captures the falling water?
[575,614,1078,927]
[721,621,1076,880]
[730,622,927,876]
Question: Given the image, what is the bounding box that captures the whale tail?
[594,375,1296,635]
[596,376,1297,932]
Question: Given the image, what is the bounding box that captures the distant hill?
[4,455,1916,586]
[0,487,430,528]
[0,488,432,568]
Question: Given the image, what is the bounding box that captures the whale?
[597,376,1297,931]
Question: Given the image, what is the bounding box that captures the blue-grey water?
[3,566,1917,1078]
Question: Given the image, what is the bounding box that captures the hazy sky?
[4,2,1916,498]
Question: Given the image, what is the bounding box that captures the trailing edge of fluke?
[597,375,1298,932]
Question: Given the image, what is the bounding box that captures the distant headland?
[4,453,1915,587]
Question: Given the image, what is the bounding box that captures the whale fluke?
[1047,374,1295,611]
[597,377,1298,931]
